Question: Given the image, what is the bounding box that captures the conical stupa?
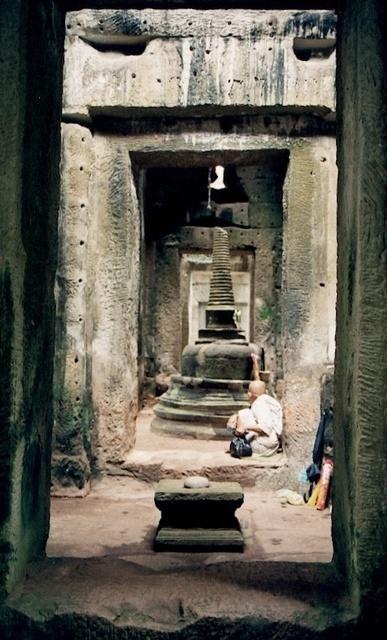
[200,227,244,339]
[152,228,259,439]
[208,227,235,306]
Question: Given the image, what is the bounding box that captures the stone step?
[116,448,287,488]
[107,409,288,490]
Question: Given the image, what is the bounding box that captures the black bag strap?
[312,410,328,466]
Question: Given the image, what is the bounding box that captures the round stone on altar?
[183,475,210,488]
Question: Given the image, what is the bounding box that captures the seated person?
[227,356,283,457]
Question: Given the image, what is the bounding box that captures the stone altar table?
[154,479,244,551]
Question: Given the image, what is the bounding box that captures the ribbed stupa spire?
[208,227,235,307]
[199,227,244,339]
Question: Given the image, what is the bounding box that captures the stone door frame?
[54,126,336,487]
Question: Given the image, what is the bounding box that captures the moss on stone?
[0,264,14,529]
[0,264,15,602]
[259,304,273,321]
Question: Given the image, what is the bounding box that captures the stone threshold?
[3,556,352,638]
[108,408,287,487]
[51,408,287,497]
[114,449,287,487]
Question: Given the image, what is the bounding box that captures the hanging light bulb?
[207,165,226,210]
[210,165,226,190]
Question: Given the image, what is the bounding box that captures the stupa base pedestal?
[151,417,229,440]
[151,374,250,440]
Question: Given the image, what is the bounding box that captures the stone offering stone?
[154,480,244,505]
[183,475,210,489]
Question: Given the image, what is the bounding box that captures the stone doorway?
[52,130,336,495]
[140,159,286,399]
[51,7,337,497]
[187,267,251,343]
[3,2,387,634]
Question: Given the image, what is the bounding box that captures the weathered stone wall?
[0,0,64,597]
[63,9,336,120]
[148,239,182,376]
[333,0,387,616]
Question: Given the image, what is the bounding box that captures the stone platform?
[111,408,287,490]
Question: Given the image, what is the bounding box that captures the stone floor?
[5,412,342,636]
[48,476,332,564]
[4,476,344,636]
[48,404,332,561]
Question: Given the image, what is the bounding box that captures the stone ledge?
[66,9,337,41]
[155,479,244,502]
[117,450,287,488]
[154,526,244,551]
[63,8,336,118]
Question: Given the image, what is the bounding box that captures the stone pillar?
[282,137,337,478]
[53,131,141,483]
[52,124,94,495]
[0,0,64,596]
[90,136,141,468]
[153,238,181,374]
[334,0,387,617]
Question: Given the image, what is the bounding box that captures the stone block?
[63,9,336,120]
[154,479,244,551]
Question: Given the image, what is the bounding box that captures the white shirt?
[251,394,283,437]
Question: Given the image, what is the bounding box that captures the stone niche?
[52,7,337,494]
